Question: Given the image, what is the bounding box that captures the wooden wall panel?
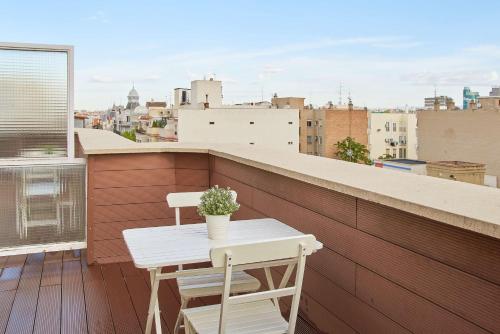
[358,199,500,285]
[93,153,175,171]
[175,153,209,170]
[87,153,210,264]
[94,203,173,223]
[356,266,489,334]
[94,169,176,188]
[212,157,357,226]
[212,156,500,334]
[94,185,175,205]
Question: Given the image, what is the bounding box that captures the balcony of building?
[0,128,499,334]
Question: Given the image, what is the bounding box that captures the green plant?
[378,153,394,160]
[151,119,167,128]
[197,185,240,216]
[335,136,372,165]
[121,129,136,142]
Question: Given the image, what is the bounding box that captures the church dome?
[128,85,139,98]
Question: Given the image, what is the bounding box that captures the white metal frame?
[0,43,82,255]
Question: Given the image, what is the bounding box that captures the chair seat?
[177,271,260,299]
[182,300,288,334]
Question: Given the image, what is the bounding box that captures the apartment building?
[418,108,500,187]
[272,97,368,158]
[424,95,454,110]
[369,111,417,160]
[177,80,299,151]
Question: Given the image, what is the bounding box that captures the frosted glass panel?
[0,163,85,249]
[0,48,68,158]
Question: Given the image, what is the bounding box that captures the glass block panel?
[0,163,85,249]
[0,48,68,158]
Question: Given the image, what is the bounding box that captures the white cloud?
[83,10,109,24]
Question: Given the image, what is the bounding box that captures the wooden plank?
[94,202,173,223]
[0,290,15,333]
[81,256,115,334]
[5,253,44,334]
[175,169,209,186]
[94,219,174,241]
[94,153,175,171]
[0,266,23,292]
[40,251,63,286]
[141,269,180,333]
[88,155,97,264]
[124,273,169,333]
[94,185,176,206]
[356,266,490,334]
[61,259,87,334]
[174,185,207,193]
[212,157,356,226]
[95,239,130,260]
[358,199,500,285]
[94,169,176,188]
[0,256,7,269]
[101,263,142,334]
[5,254,27,267]
[175,153,209,170]
[33,285,61,334]
[210,171,255,206]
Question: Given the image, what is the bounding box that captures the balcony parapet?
[77,128,500,239]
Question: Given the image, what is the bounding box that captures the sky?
[2,0,500,110]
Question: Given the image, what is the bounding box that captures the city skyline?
[2,0,500,109]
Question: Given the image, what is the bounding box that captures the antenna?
[338,82,343,106]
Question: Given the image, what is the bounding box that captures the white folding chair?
[181,234,317,334]
[166,191,261,334]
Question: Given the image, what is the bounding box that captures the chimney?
[433,97,440,111]
[446,98,455,110]
[469,100,477,110]
[204,94,209,109]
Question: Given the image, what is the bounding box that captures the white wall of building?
[190,79,222,109]
[177,108,299,151]
[368,112,418,160]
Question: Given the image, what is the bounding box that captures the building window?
[306,120,312,127]
[385,122,390,132]
[209,121,215,125]
[318,136,323,145]
[386,148,390,155]
[288,121,293,124]
[392,148,397,158]
[250,121,254,124]
[249,142,254,145]
[393,123,397,132]
[288,141,293,145]
[307,136,313,144]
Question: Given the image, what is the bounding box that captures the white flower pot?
[205,214,230,240]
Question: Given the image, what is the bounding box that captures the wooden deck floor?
[0,251,318,334]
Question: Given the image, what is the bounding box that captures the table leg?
[146,268,162,334]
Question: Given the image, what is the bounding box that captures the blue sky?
[2,0,500,109]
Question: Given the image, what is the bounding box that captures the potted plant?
[197,185,239,240]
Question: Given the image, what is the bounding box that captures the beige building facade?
[417,109,500,187]
[272,97,368,158]
[426,161,486,185]
[368,112,417,160]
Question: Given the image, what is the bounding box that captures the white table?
[123,218,323,334]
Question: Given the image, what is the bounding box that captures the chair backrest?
[210,234,317,334]
[166,191,237,226]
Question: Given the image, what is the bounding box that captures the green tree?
[121,129,136,142]
[335,136,372,165]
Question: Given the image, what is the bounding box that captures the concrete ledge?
[77,129,500,239]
